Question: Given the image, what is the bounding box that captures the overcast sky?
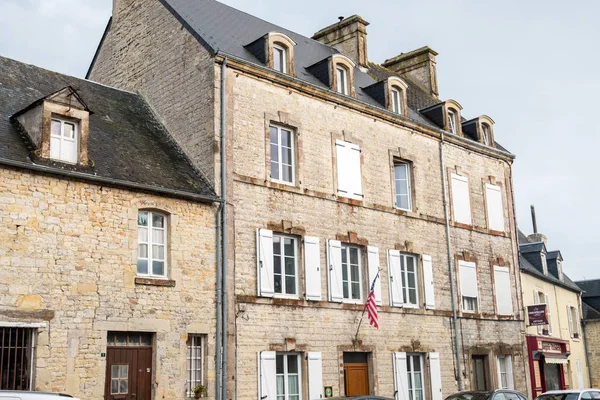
[1,0,598,280]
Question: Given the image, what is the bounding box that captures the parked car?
[327,397,394,400]
[0,392,80,400]
[445,390,530,400]
[535,389,600,400]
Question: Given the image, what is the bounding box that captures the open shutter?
[304,236,322,301]
[576,308,582,338]
[308,352,323,400]
[429,352,443,400]
[258,351,276,400]
[534,291,543,335]
[367,246,382,305]
[485,184,505,231]
[422,255,435,309]
[459,261,478,298]
[348,142,363,198]
[257,229,274,297]
[451,173,471,225]
[493,266,513,315]
[388,250,403,306]
[393,352,409,400]
[567,306,574,337]
[506,355,514,389]
[327,240,343,302]
[545,294,552,334]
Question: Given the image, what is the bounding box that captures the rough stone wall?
[0,167,216,400]
[584,320,600,387]
[88,0,216,185]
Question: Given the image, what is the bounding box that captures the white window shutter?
[422,255,435,309]
[327,240,343,302]
[493,266,513,315]
[388,250,403,306]
[348,142,363,198]
[546,294,552,334]
[258,351,276,400]
[485,184,504,231]
[451,174,471,225]
[304,236,322,301]
[576,308,582,336]
[308,352,323,400]
[367,246,382,305]
[506,355,514,389]
[393,352,409,400]
[496,357,503,389]
[577,360,584,389]
[459,261,478,298]
[336,140,351,195]
[257,229,274,297]
[429,352,443,400]
[568,306,574,337]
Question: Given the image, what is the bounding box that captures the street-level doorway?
[343,352,370,396]
[543,362,561,391]
[104,332,153,400]
[471,355,490,391]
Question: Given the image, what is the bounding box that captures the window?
[568,306,581,339]
[406,354,424,400]
[111,365,129,395]
[451,173,472,225]
[276,353,301,400]
[400,254,418,306]
[394,163,412,211]
[0,327,35,390]
[186,335,205,397]
[535,291,552,335]
[447,109,458,134]
[50,118,78,163]
[485,184,504,232]
[497,355,514,389]
[541,253,548,274]
[482,124,491,145]
[341,244,362,301]
[459,260,478,313]
[137,211,167,278]
[493,266,513,315]
[270,125,295,185]
[471,355,490,390]
[391,87,404,114]
[335,140,362,200]
[273,235,298,296]
[273,44,287,73]
[336,65,349,95]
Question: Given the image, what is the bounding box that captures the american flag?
[366,272,379,329]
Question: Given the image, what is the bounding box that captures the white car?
[535,389,600,400]
[0,392,80,400]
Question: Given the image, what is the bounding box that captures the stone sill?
[135,277,176,287]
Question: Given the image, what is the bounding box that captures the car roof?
[0,393,73,397]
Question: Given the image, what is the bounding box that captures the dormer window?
[420,99,462,135]
[541,252,548,275]
[363,76,408,116]
[336,65,349,95]
[391,87,403,114]
[460,115,495,147]
[273,43,287,73]
[244,32,297,76]
[447,109,458,134]
[482,124,491,145]
[50,118,78,164]
[307,54,355,97]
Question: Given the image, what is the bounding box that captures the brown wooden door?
[344,363,369,396]
[471,355,489,391]
[105,347,152,400]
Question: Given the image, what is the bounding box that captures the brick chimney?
[382,46,439,99]
[312,15,370,69]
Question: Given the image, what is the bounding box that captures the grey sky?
[1,0,598,280]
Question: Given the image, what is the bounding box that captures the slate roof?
[0,56,216,201]
[520,242,546,254]
[157,0,510,152]
[576,279,600,298]
[583,303,600,321]
[519,254,580,293]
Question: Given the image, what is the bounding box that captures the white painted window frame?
[406,353,426,400]
[273,43,287,73]
[496,355,514,389]
[341,243,363,303]
[186,334,205,397]
[448,109,458,134]
[336,65,349,95]
[482,124,491,145]
[276,352,302,400]
[269,124,295,185]
[400,253,419,308]
[272,234,299,298]
[50,117,78,164]
[137,211,168,278]
[394,162,412,211]
[391,87,403,114]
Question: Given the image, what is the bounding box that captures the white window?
[391,87,403,114]
[341,244,362,301]
[568,305,581,339]
[541,253,548,274]
[50,118,78,163]
[276,353,301,400]
[111,365,129,394]
[270,125,295,185]
[485,184,505,232]
[186,335,205,397]
[496,355,514,389]
[137,211,167,278]
[459,260,478,313]
[335,140,362,200]
[273,235,298,296]
[535,291,552,335]
[273,44,287,73]
[407,354,425,400]
[447,109,458,134]
[451,173,472,225]
[336,65,349,95]
[388,251,419,308]
[394,163,412,211]
[482,124,491,145]
[493,266,513,315]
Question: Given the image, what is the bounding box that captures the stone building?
[88,0,529,399]
[0,57,219,399]
[575,279,600,387]
[519,230,589,396]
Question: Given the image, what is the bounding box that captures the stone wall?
[584,320,600,387]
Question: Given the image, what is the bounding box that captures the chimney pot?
[338,16,344,22]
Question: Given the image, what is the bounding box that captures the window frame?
[447,109,458,134]
[276,352,302,400]
[186,335,205,398]
[269,124,296,186]
[391,86,404,114]
[336,65,349,95]
[341,243,363,303]
[137,210,168,279]
[50,117,78,164]
[110,365,129,395]
[272,234,299,298]
[462,296,478,313]
[482,124,491,146]
[399,253,419,307]
[394,162,412,211]
[406,353,425,400]
[273,43,287,73]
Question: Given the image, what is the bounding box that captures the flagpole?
[354,270,380,344]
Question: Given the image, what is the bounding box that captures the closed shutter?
[422,255,435,310]
[335,140,362,199]
[485,184,505,231]
[451,173,471,225]
[327,240,343,302]
[388,250,403,306]
[257,229,274,297]
[304,236,322,301]
[393,352,409,400]
[493,266,513,315]
[546,294,553,334]
[258,351,276,400]
[459,261,478,298]
[568,305,574,337]
[367,246,382,305]
[576,360,584,389]
[429,352,443,400]
[308,352,323,400]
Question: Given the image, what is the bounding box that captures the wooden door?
[472,356,489,391]
[105,347,152,400]
[344,363,369,396]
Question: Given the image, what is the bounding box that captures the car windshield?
[535,394,580,400]
[446,393,492,400]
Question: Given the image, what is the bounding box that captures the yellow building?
[519,231,589,397]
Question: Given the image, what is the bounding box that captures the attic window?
[448,109,458,134]
[336,65,349,95]
[482,124,491,145]
[273,43,287,73]
[50,118,78,164]
[391,86,404,114]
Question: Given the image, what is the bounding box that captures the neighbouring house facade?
[0,57,219,399]
[575,279,600,388]
[88,1,529,399]
[519,230,589,396]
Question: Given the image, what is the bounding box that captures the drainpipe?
[216,201,223,400]
[439,132,463,391]
[220,57,229,400]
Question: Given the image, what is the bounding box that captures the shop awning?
[544,356,569,364]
